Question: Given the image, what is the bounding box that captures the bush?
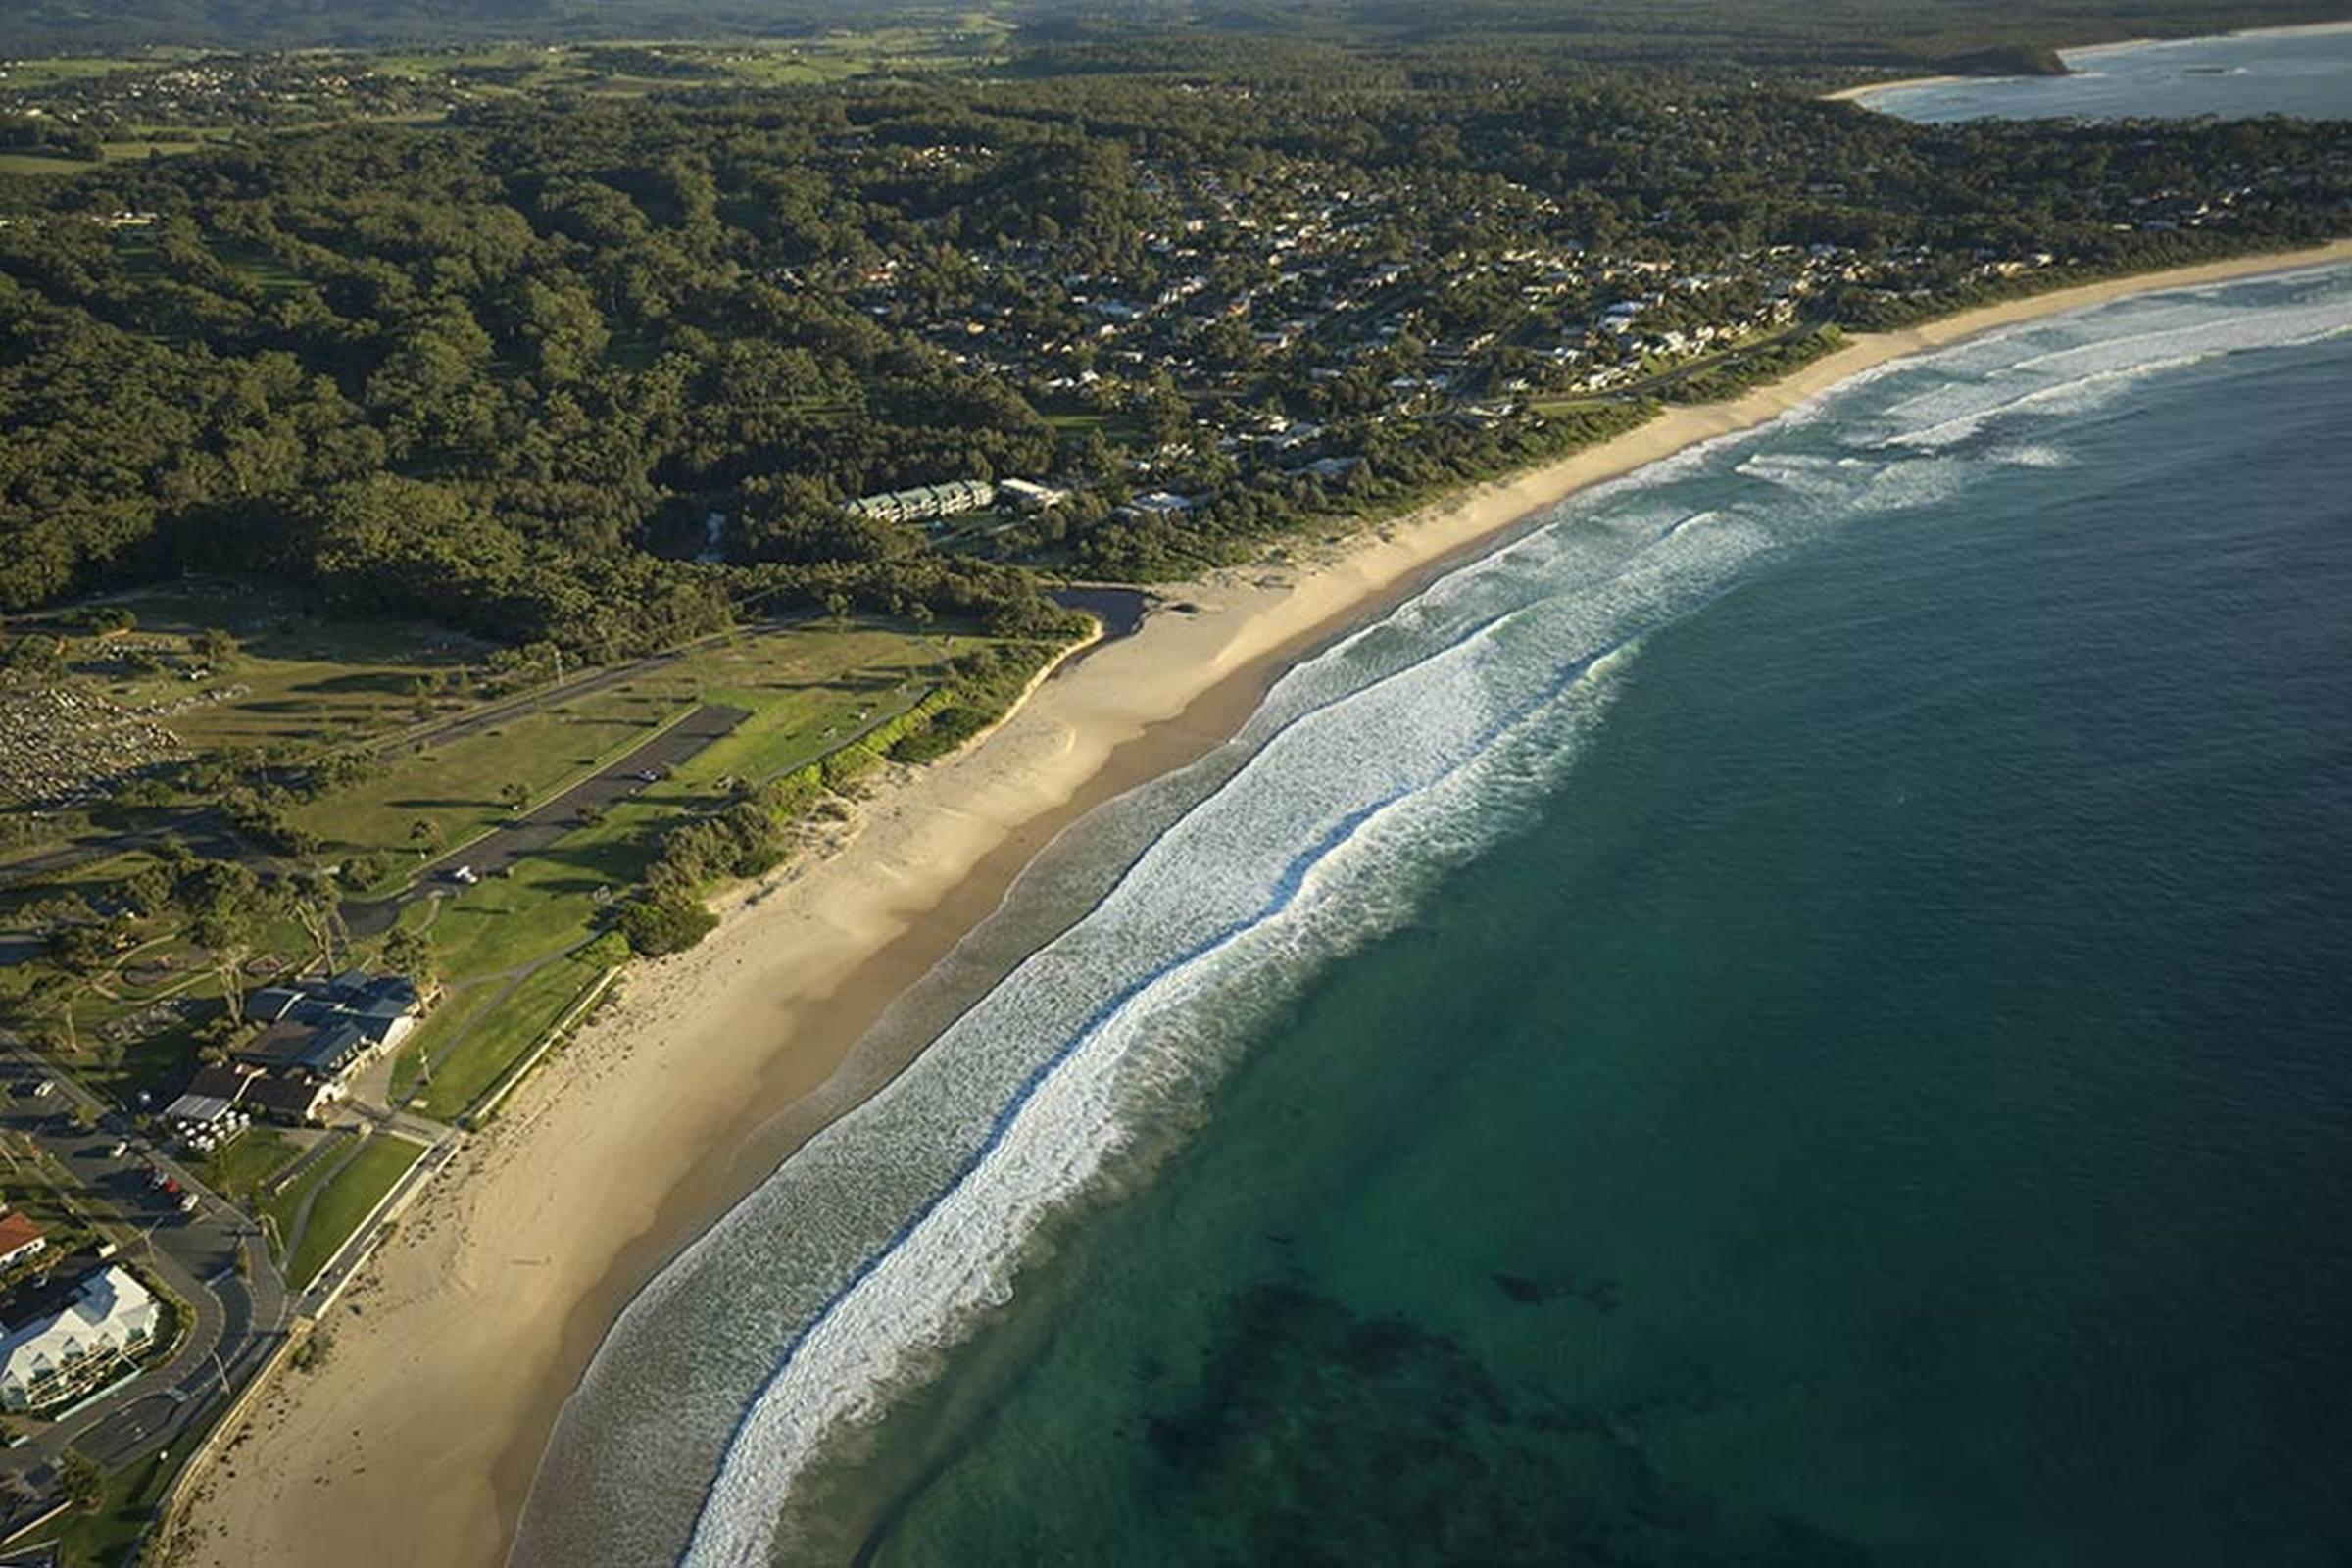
[615,891,718,956]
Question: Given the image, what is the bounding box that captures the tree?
[381,925,436,987]
[58,1449,102,1512]
[184,859,266,1021]
[286,871,347,973]
[614,890,717,956]
[408,818,442,858]
[499,781,530,813]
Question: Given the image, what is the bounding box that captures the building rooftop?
[0,1214,44,1261]
[0,1266,157,1411]
[232,971,423,1081]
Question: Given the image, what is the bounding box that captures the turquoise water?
[1864,24,2352,122]
[512,268,2352,1567]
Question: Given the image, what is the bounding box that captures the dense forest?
[3,39,2349,652]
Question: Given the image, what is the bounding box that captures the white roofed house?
[0,1266,161,1413]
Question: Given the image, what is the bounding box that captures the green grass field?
[412,951,610,1121]
[272,1131,424,1292]
[194,1125,303,1207]
[0,128,230,176]
[29,1447,173,1568]
[58,582,489,753]
[289,683,685,874]
[1,616,992,1141]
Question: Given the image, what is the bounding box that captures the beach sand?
[172,239,2352,1568]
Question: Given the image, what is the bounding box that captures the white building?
[0,1267,160,1412]
[997,478,1070,511]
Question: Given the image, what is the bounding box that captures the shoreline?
[1825,18,2352,105]
[173,238,2352,1568]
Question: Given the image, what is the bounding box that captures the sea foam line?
[679,624,1649,1567]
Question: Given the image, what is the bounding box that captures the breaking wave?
[505,263,2352,1568]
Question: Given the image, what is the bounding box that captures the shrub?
[615,890,718,956]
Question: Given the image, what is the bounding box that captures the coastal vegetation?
[2,53,2346,636]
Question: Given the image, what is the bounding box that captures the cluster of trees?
[20,840,363,1039]
[1,47,2346,638]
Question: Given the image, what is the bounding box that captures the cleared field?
[2,617,980,1133]
[0,131,228,175]
[60,583,488,755]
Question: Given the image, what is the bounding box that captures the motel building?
[0,1267,160,1414]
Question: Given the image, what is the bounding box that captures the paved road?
[0,1045,288,1487]
[343,702,749,940]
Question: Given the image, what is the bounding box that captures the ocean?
[512,266,2352,1568]
[1859,23,2352,122]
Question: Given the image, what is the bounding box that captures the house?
[1121,491,1198,519]
[0,1266,158,1412]
[0,1215,45,1273]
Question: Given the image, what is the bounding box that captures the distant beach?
[172,237,2352,1568]
[1834,20,2352,118]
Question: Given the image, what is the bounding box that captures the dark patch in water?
[1492,1271,1547,1304]
[1492,1269,1624,1312]
[1126,1283,1872,1565]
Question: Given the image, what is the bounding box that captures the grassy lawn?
[27,1446,173,1568]
[193,1126,303,1207]
[258,1135,345,1257]
[0,133,225,176]
[278,1132,424,1292]
[60,582,489,755]
[413,952,611,1122]
[289,681,689,870]
[405,622,949,986]
[4,618,984,1139]
[0,151,99,176]
[664,625,941,785]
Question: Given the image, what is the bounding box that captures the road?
[0,1044,288,1490]
[342,702,749,940]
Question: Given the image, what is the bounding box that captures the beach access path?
[172,238,2352,1568]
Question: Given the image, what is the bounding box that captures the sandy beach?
[172,238,2352,1568]
[1822,74,1967,103]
